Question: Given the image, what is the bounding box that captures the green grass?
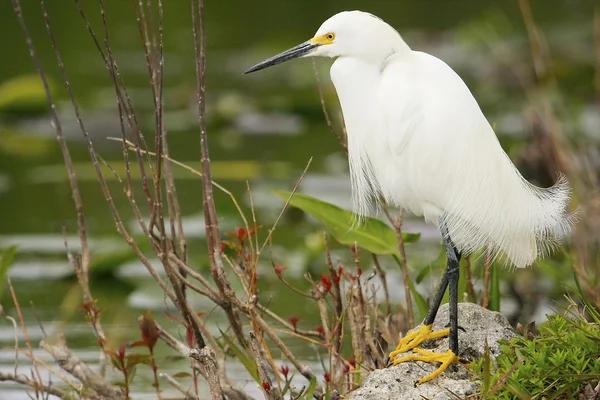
[474,296,600,399]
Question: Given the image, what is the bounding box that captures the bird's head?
[244,10,407,74]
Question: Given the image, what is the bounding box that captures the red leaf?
[320,274,332,293]
[186,326,194,348]
[274,262,286,278]
[315,325,325,338]
[335,266,344,284]
[118,341,128,360]
[236,227,247,242]
[289,316,299,331]
[343,359,356,373]
[279,365,289,378]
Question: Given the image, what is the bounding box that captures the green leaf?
[415,265,432,284]
[408,277,429,321]
[0,246,18,299]
[489,262,500,312]
[218,329,260,384]
[126,365,137,384]
[125,353,152,369]
[482,338,491,392]
[274,191,419,257]
[305,376,317,399]
[281,375,293,396]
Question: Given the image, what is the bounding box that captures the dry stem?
[41,335,122,399]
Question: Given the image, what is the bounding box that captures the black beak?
[244,40,320,74]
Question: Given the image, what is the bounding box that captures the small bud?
[274,262,286,278]
[289,315,300,331]
[320,274,332,293]
[279,365,290,379]
[262,380,271,393]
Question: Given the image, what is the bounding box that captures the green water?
[0,0,597,398]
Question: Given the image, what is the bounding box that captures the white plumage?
[319,11,572,268]
[245,10,573,269]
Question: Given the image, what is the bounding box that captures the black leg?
[422,264,449,326]
[439,218,461,354]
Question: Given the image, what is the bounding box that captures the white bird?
[245,10,573,384]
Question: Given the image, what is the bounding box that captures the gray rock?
[349,303,516,400]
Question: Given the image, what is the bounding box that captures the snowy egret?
[244,10,573,384]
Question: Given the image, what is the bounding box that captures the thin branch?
[188,348,222,400]
[249,331,282,400]
[41,335,122,399]
[383,208,414,327]
[191,0,245,348]
[372,254,391,316]
[324,234,343,354]
[252,314,318,386]
[594,5,600,100]
[312,59,347,155]
[257,158,313,257]
[518,0,549,85]
[0,372,65,399]
[6,276,44,392]
[482,248,493,309]
[159,373,199,400]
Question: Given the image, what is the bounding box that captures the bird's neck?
[373,31,412,69]
[330,57,386,216]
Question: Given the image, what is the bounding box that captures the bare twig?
[6,276,44,393]
[324,234,343,354]
[252,313,317,384]
[518,0,550,85]
[594,6,600,99]
[383,208,414,327]
[482,248,493,309]
[312,60,347,155]
[249,331,282,400]
[191,0,245,349]
[189,348,222,400]
[0,372,66,399]
[160,373,199,400]
[257,158,313,257]
[13,0,91,288]
[372,255,391,316]
[41,335,122,399]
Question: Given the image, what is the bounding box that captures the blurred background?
[0,0,598,398]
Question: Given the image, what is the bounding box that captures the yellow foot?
[392,348,461,384]
[389,324,449,360]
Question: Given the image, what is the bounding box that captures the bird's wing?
[378,51,571,268]
[378,54,425,157]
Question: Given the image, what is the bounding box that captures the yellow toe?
[388,324,449,360]
[392,348,461,384]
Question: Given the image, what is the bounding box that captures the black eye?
[327,34,334,40]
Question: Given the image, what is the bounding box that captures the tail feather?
[442,149,574,269]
